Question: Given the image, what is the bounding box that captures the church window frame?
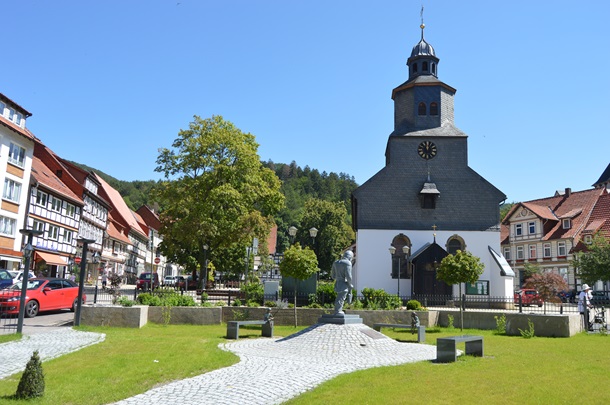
[390,234,412,279]
[446,235,466,254]
[422,61,428,71]
[431,62,436,75]
[412,63,418,73]
[418,102,426,116]
[430,102,439,116]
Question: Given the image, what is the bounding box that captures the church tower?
[351,18,513,299]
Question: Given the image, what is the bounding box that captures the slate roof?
[391,120,467,138]
[593,163,610,188]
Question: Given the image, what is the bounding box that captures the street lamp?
[309,227,318,246]
[75,237,95,327]
[202,244,209,289]
[288,226,297,244]
[17,229,43,334]
[403,246,411,297]
[389,246,399,298]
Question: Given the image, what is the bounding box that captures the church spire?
[407,6,439,80]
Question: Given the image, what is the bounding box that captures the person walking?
[578,284,593,331]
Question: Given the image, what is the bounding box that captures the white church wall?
[354,229,514,298]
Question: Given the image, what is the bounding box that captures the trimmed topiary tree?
[16,350,45,399]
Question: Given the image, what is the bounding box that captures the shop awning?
[35,251,69,266]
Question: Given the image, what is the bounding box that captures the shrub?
[494,313,507,335]
[360,288,401,310]
[117,296,136,307]
[406,300,422,310]
[232,298,242,307]
[16,350,44,399]
[447,314,455,329]
[519,319,535,338]
[137,293,162,306]
[240,282,264,305]
[316,282,336,306]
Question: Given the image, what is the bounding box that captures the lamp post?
[309,227,318,246]
[75,237,95,327]
[288,226,297,245]
[17,229,43,334]
[389,246,399,298]
[403,246,411,297]
[202,244,209,289]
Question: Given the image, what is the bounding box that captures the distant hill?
[68,160,360,223]
[66,161,158,211]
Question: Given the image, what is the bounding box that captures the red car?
[514,289,544,307]
[0,277,86,318]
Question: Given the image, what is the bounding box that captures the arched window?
[430,102,439,116]
[418,102,426,116]
[390,234,412,280]
[446,235,466,254]
[431,63,436,75]
[412,63,418,73]
[422,61,428,71]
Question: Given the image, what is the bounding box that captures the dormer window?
[430,102,438,116]
[418,102,426,116]
[562,219,571,229]
[584,235,592,244]
[419,181,440,209]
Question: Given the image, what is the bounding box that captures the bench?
[436,335,484,363]
[226,320,274,340]
[373,323,426,343]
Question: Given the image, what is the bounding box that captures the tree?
[572,233,610,284]
[522,272,568,304]
[279,243,319,326]
[437,250,485,330]
[298,198,355,276]
[152,115,284,284]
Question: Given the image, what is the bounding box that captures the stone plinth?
[318,313,363,324]
[80,305,148,328]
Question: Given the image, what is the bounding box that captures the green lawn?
[0,324,608,404]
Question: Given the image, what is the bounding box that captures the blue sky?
[3,1,609,203]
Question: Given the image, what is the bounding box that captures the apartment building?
[0,93,36,269]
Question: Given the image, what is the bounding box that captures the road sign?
[154,257,160,264]
[75,257,81,264]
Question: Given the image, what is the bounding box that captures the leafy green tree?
[437,250,485,330]
[152,115,284,285]
[279,243,319,325]
[298,198,355,276]
[573,233,610,284]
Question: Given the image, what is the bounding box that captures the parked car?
[514,289,543,307]
[0,277,86,318]
[0,269,13,289]
[8,270,35,285]
[163,275,176,287]
[176,275,198,290]
[136,273,160,290]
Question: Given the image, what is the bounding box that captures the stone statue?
[411,311,420,334]
[331,250,354,315]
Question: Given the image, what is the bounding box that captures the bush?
[240,282,264,305]
[360,288,401,310]
[117,296,136,307]
[494,313,507,335]
[316,282,336,306]
[16,350,44,399]
[137,292,196,307]
[406,300,422,310]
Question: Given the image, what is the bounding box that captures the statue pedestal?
[318,313,363,325]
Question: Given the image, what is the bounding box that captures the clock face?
[418,141,437,160]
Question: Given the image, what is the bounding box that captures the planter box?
[80,305,148,328]
[148,306,221,325]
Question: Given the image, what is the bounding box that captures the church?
[351,21,514,300]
